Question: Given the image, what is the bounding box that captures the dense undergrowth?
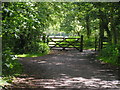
[2,49,22,76]
[98,44,120,66]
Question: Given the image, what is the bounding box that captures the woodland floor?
[6,49,120,90]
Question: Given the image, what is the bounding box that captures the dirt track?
[8,50,120,90]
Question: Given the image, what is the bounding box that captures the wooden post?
[100,36,103,50]
[42,35,46,43]
[80,35,83,52]
[46,35,49,45]
[95,36,97,51]
[118,46,120,80]
[98,38,100,51]
[118,46,120,64]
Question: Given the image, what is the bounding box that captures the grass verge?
[16,53,47,57]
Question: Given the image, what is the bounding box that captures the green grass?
[16,53,46,57]
[98,56,120,66]
[84,47,95,50]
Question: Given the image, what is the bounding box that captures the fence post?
[80,35,83,52]
[95,36,97,51]
[98,36,103,51]
[0,37,2,76]
[42,35,46,43]
[46,35,49,45]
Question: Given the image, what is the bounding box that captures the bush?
[2,48,22,76]
[99,44,120,65]
[38,43,50,54]
[84,37,95,49]
[28,42,50,54]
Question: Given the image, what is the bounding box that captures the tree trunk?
[110,4,117,45]
[99,19,104,51]
[98,9,104,51]
[103,22,112,44]
[85,15,90,38]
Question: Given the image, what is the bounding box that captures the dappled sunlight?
[15,50,120,89]
[38,61,47,64]
[98,69,113,72]
[48,62,64,66]
[33,60,64,66]
[34,76,120,89]
[78,59,87,61]
[13,75,120,89]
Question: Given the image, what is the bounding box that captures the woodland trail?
[8,50,120,90]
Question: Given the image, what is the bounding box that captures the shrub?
[38,43,50,54]
[2,48,22,76]
[28,42,50,54]
[84,37,95,49]
[99,44,120,65]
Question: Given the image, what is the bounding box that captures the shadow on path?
[8,50,120,90]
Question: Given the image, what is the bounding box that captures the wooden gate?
[48,35,83,52]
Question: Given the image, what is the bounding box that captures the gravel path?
[9,50,120,90]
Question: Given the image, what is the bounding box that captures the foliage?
[99,44,120,66]
[84,36,95,49]
[16,43,50,58]
[0,77,10,88]
[37,43,50,54]
[2,2,120,78]
[2,48,22,76]
[2,2,51,77]
[2,2,53,54]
